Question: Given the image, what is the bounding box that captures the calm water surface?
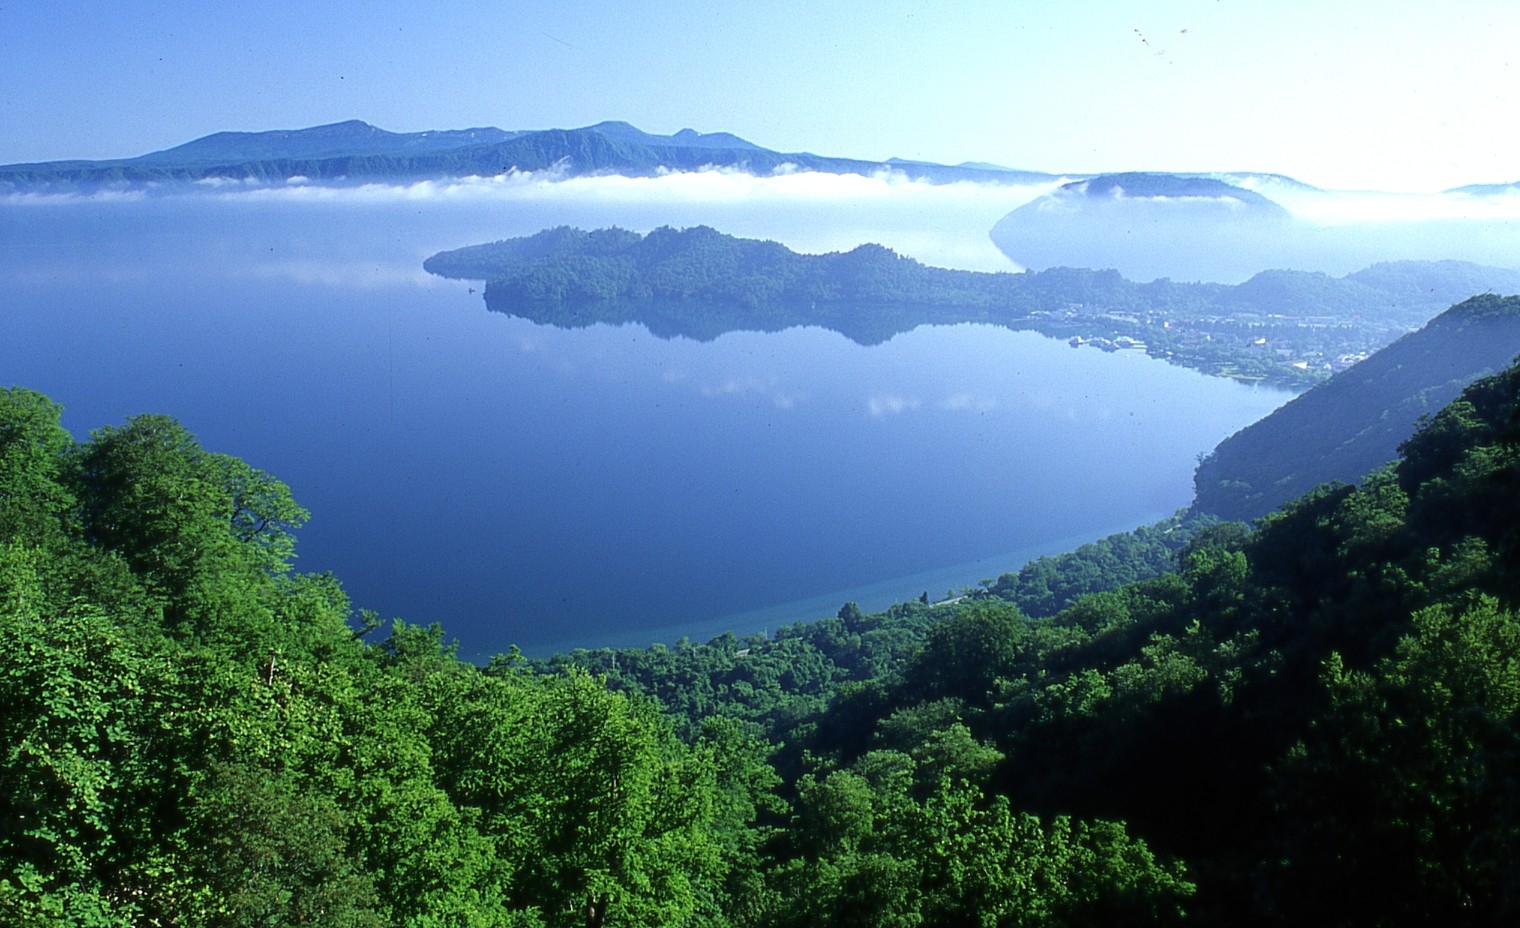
[1,188,1291,657]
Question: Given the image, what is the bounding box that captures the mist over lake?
[1,180,1290,658]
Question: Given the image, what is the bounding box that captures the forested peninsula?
[426,225,1520,387]
[7,332,1520,923]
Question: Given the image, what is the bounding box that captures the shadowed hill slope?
[1192,293,1520,521]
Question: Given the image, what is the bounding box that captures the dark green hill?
[1192,293,1520,521]
[1222,268,1391,318]
[1345,259,1520,308]
[427,225,1520,387]
[426,225,1017,344]
[1221,262,1520,328]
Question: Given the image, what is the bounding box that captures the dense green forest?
[426,225,1520,387]
[0,388,1187,926]
[5,345,1520,925]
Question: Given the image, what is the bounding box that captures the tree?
[0,572,165,923]
[1272,597,1520,925]
[428,666,728,928]
[168,762,383,928]
[69,414,308,649]
[527,671,723,928]
[0,387,75,547]
[903,602,1026,707]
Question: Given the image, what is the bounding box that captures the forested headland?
[6,329,1520,924]
[426,225,1520,387]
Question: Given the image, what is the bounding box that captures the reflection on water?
[0,190,1289,658]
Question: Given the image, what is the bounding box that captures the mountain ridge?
[132,119,526,164]
[8,119,1516,198]
[0,119,1065,190]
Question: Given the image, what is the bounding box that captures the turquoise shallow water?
[535,519,1168,657]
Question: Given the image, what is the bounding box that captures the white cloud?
[868,394,921,417]
[701,376,765,397]
[1268,186,1520,226]
[939,392,996,412]
[191,176,249,188]
[1,187,148,205]
[145,167,1057,272]
[696,374,805,410]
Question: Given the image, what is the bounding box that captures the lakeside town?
[1031,301,1400,387]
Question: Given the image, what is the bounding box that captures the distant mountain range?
[8,119,1520,197]
[8,119,1518,285]
[0,119,1063,191]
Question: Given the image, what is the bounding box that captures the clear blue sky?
[3,0,1516,192]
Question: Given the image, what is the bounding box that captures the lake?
[0,176,1291,658]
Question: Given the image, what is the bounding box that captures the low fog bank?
[2,168,1058,277]
[992,181,1520,283]
[17,166,1516,291]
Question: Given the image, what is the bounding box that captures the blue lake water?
[0,184,1292,658]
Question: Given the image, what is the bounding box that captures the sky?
[2,0,1518,193]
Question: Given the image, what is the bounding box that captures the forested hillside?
[5,351,1520,925]
[546,359,1520,926]
[0,390,1189,926]
[1194,293,1520,520]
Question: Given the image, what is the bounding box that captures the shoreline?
[511,513,1172,659]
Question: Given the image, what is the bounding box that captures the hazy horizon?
[5,1,1520,193]
[10,166,1520,283]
